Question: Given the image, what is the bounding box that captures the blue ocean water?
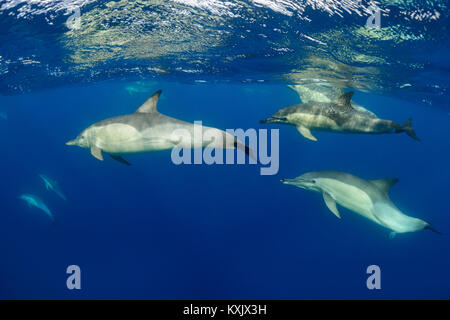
[1,1,449,299]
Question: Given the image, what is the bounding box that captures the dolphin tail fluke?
[425,224,442,235]
[398,118,420,141]
[57,191,67,201]
[234,140,256,161]
[110,154,132,166]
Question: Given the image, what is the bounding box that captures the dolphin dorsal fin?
[371,178,399,194]
[135,90,162,113]
[334,91,354,109]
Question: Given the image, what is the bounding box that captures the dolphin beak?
[260,116,287,124]
[281,178,311,188]
[66,140,76,146]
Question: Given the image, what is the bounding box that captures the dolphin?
[66,90,252,165]
[260,91,419,141]
[125,81,158,95]
[281,171,439,237]
[39,174,67,200]
[19,194,54,222]
[288,83,376,117]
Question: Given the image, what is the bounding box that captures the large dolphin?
[39,174,67,200]
[281,171,439,237]
[19,194,54,222]
[260,91,419,141]
[66,90,252,165]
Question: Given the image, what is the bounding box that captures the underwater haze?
[1,0,450,299]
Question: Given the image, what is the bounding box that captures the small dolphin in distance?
[261,91,419,141]
[125,81,158,95]
[39,174,67,200]
[281,171,439,237]
[19,194,55,222]
[66,90,252,165]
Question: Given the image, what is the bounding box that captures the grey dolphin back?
[136,90,162,113]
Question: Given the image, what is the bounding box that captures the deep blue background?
[0,81,449,299]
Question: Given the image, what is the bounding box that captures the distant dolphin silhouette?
[19,194,54,222]
[66,90,253,165]
[39,174,67,200]
[281,171,439,237]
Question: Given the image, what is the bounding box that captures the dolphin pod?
[281,171,439,236]
[65,87,438,237]
[66,90,252,165]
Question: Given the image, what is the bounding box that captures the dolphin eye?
[311,180,316,184]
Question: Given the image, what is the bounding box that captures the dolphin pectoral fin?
[296,125,318,141]
[110,155,131,166]
[90,146,104,161]
[322,192,341,219]
[389,231,397,239]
